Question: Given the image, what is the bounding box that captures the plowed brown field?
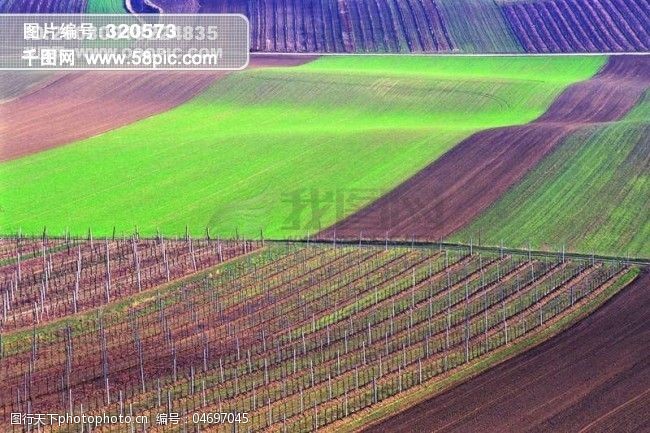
[0,55,316,162]
[364,269,650,433]
[322,55,649,241]
[0,72,220,162]
[0,72,53,103]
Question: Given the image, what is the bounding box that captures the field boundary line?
[266,239,650,266]
[250,52,650,57]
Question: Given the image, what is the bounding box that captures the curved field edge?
[0,72,222,162]
[0,55,606,238]
[454,91,650,259]
[321,55,644,243]
[325,266,641,433]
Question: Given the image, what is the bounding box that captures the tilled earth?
[364,269,650,433]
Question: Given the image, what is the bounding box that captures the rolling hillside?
[0,56,605,238]
[0,71,221,161]
[324,55,647,252]
[455,91,650,258]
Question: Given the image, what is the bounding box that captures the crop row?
[207,0,454,53]
[500,0,648,52]
[0,242,632,432]
[0,237,259,331]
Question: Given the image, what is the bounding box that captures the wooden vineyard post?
[465,311,470,363]
[162,239,170,282]
[105,239,111,304]
[130,237,141,292]
[16,248,21,282]
[189,235,197,272]
[503,298,508,344]
[484,287,489,353]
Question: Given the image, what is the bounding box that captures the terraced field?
[0,239,638,432]
[0,56,605,238]
[455,91,650,258]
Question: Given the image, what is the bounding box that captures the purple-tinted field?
[5,0,647,52]
[0,0,86,12]
[174,0,455,53]
[500,0,649,52]
[161,0,647,53]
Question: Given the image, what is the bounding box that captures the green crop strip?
[455,91,649,258]
[86,0,127,13]
[0,55,605,238]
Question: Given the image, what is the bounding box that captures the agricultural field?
[0,55,606,239]
[455,91,650,258]
[85,0,124,13]
[436,0,523,53]
[0,0,86,12]
[365,267,649,433]
[0,72,52,103]
[162,0,650,53]
[0,2,648,431]
[0,236,258,330]
[499,0,649,52]
[0,71,221,161]
[326,55,648,252]
[5,0,647,53]
[0,239,640,432]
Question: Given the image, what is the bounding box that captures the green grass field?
[454,92,649,258]
[0,56,605,238]
[86,0,126,13]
